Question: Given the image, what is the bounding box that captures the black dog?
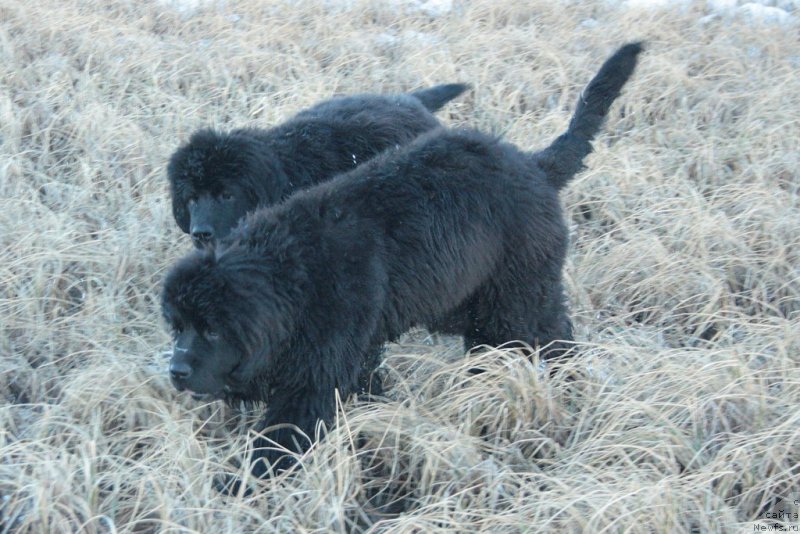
[167,83,469,249]
[161,43,642,487]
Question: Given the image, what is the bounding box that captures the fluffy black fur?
[167,83,469,248]
[161,43,642,487]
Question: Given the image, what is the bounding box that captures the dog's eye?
[206,330,220,341]
[220,191,234,202]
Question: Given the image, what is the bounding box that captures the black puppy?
[162,43,642,486]
[168,84,469,248]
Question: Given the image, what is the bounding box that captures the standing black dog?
[167,84,469,249]
[161,43,642,487]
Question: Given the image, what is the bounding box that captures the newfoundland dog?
[167,83,469,248]
[161,43,642,489]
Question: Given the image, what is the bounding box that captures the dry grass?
[1,0,799,532]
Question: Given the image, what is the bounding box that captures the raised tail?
[410,83,470,112]
[535,42,643,190]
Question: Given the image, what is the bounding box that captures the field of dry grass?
[1,0,799,532]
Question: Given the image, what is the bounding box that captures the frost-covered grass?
[1,0,799,532]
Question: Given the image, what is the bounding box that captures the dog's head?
[161,246,302,401]
[167,129,288,248]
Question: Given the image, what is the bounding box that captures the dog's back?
[293,83,469,121]
[266,86,470,190]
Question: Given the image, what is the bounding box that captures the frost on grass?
[611,0,797,24]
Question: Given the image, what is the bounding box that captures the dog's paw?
[214,474,253,497]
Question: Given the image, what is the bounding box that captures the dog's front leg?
[248,393,331,479]
[215,383,338,495]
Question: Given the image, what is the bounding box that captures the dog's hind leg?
[463,261,574,362]
[356,344,386,397]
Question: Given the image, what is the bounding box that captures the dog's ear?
[228,347,267,387]
[167,145,193,234]
[171,191,191,234]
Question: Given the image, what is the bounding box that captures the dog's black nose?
[169,361,193,381]
[191,224,214,245]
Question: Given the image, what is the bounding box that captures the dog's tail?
[410,83,470,112]
[534,42,643,190]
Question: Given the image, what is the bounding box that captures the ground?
[0,0,799,532]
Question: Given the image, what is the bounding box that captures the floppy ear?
[167,147,192,234]
[228,344,271,388]
[171,193,191,234]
